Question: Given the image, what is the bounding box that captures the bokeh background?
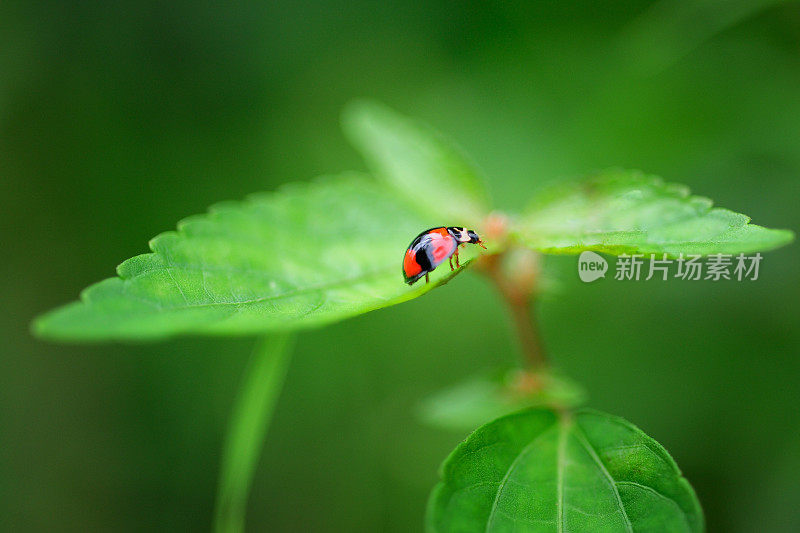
[3,1,799,531]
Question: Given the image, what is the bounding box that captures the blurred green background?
[3,1,799,531]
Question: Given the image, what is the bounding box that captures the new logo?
[578,251,608,282]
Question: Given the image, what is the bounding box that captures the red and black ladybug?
[402,227,486,285]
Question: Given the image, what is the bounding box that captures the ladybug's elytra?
[402,227,486,285]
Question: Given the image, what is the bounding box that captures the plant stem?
[476,250,545,369]
[213,333,295,533]
[506,292,545,370]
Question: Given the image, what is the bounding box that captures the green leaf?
[343,100,490,226]
[214,334,294,533]
[418,369,586,432]
[428,408,703,533]
[517,169,793,256]
[33,174,479,341]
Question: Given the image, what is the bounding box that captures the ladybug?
[402,227,486,285]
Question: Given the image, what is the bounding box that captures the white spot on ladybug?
[455,228,470,242]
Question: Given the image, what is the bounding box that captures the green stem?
[476,250,545,369]
[213,333,295,533]
[506,295,545,370]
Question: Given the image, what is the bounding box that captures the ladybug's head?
[447,227,487,249]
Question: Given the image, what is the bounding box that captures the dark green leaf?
[428,408,703,532]
[343,100,491,226]
[518,169,793,256]
[33,174,479,341]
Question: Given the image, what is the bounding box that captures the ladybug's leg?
[455,248,461,268]
[425,272,430,284]
[449,256,454,271]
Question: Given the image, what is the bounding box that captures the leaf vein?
[557,414,569,533]
[573,425,634,532]
[615,481,691,528]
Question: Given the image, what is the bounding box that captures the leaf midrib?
[122,263,400,311]
[484,414,639,533]
[116,259,471,313]
[556,413,569,533]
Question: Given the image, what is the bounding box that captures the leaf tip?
[340,98,389,138]
[29,303,78,343]
[29,313,48,339]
